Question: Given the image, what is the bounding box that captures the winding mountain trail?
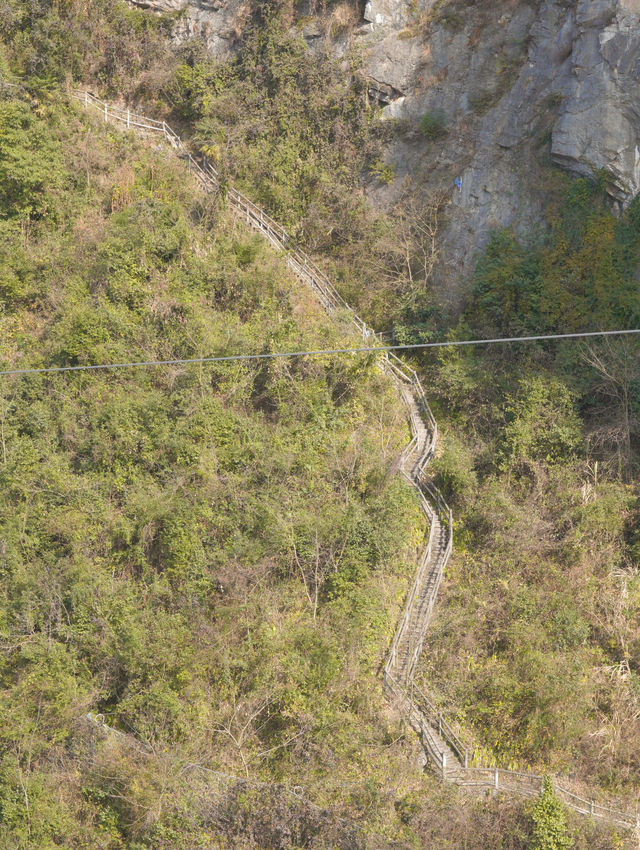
[72,90,640,834]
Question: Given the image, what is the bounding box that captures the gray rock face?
[128,0,248,57]
[359,0,640,302]
[551,0,640,202]
[363,0,412,27]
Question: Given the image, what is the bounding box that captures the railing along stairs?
[65,89,640,833]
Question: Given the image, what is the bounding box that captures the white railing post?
[441,751,446,779]
[590,800,595,815]
[494,768,499,790]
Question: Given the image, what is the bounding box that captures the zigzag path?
[71,90,640,835]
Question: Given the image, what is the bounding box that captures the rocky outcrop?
[126,0,640,298]
[363,0,413,27]
[551,0,640,203]
[357,0,640,301]
[127,0,249,56]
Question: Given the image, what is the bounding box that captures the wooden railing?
[70,92,372,338]
[69,89,640,831]
[453,768,640,830]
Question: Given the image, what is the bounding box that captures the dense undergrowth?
[0,93,429,847]
[0,0,639,847]
[0,0,431,328]
[0,82,616,850]
[418,176,640,801]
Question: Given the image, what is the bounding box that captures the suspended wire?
[1,327,639,378]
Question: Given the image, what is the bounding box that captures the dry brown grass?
[327,1,359,38]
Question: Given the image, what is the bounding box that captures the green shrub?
[432,433,477,506]
[531,776,573,850]
[369,159,396,184]
[419,109,448,140]
[438,9,464,30]
[501,376,582,469]
[0,101,66,221]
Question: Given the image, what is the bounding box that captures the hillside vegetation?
[2,82,617,850]
[418,176,640,797]
[1,1,639,848]
[0,93,429,847]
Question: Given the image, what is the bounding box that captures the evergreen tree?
[530,776,573,850]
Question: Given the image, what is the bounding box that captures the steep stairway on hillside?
[68,89,640,832]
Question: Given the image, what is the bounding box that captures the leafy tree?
[419,109,448,140]
[465,175,640,341]
[501,376,582,469]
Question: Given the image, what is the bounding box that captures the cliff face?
[358,0,640,299]
[128,0,249,56]
[128,0,640,301]
[551,0,640,200]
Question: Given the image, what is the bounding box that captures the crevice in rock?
[367,76,404,105]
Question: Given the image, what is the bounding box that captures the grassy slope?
[416,177,640,805]
[0,2,636,846]
[0,94,430,847]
